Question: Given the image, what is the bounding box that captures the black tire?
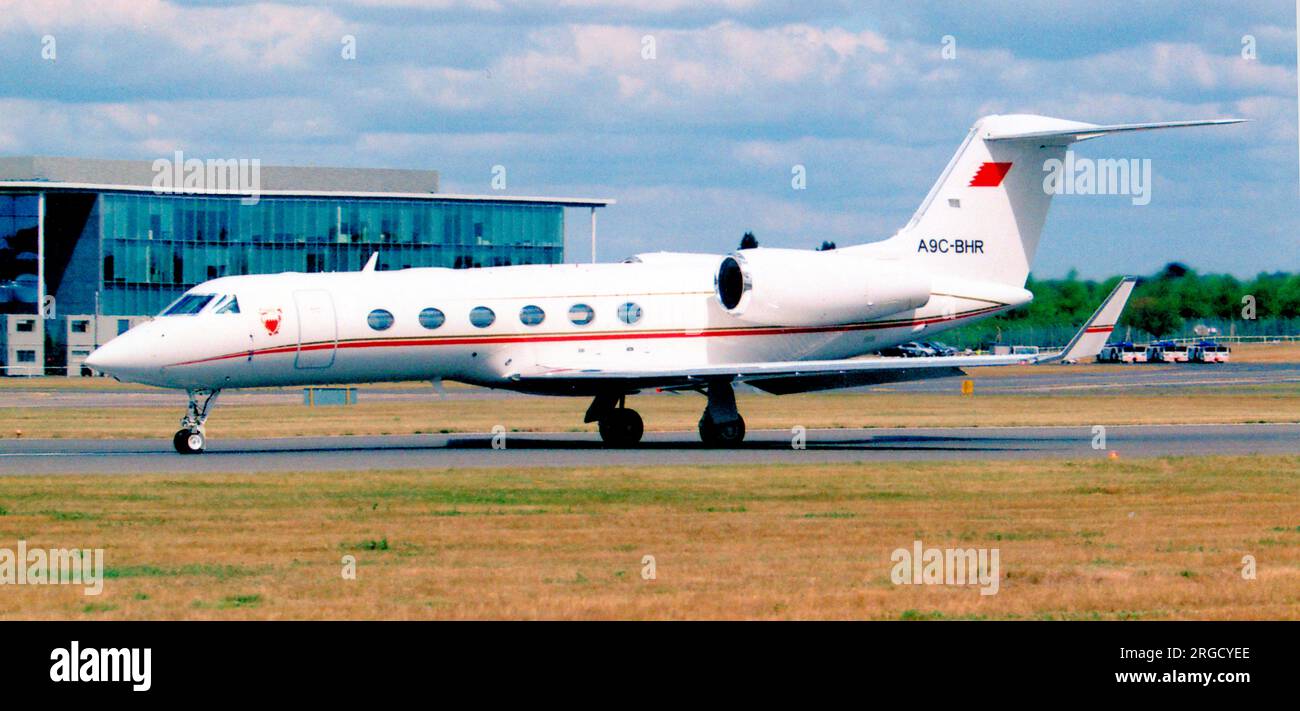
[699,416,746,446]
[173,429,205,455]
[598,409,644,446]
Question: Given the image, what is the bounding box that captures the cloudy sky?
[0,0,1295,277]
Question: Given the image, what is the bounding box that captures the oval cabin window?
[617,302,643,325]
[367,309,394,331]
[568,303,595,326]
[519,305,545,326]
[469,306,496,328]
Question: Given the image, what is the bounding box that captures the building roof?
[0,155,613,207]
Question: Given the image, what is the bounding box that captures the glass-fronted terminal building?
[0,156,610,375]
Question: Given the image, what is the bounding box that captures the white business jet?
[85,114,1242,453]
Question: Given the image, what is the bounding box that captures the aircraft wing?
[513,278,1137,395]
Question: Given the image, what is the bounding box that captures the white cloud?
[0,2,1291,275]
[0,0,348,70]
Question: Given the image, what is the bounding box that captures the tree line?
[942,263,1300,346]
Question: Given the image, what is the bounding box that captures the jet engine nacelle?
[715,248,931,326]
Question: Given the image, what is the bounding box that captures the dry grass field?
[0,455,1295,620]
[2,383,1297,440]
[1226,341,1300,363]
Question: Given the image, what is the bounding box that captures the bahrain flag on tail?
[969,161,1013,187]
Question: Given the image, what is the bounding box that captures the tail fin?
[889,114,1244,287]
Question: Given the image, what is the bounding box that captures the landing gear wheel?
[174,389,220,455]
[699,415,746,446]
[698,380,745,447]
[598,409,644,446]
[174,429,205,455]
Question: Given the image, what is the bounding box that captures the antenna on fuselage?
[361,252,379,272]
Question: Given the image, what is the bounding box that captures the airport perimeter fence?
[1,365,98,377]
[940,318,1299,351]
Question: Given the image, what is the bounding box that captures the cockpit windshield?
[214,296,241,314]
[160,293,216,316]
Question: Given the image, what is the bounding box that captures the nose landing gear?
[173,429,206,455]
[174,389,220,454]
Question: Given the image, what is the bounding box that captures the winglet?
[1046,277,1138,363]
[362,252,379,272]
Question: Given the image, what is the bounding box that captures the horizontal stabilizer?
[983,118,1246,144]
[1050,277,1138,363]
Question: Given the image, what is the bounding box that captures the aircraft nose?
[84,338,130,376]
[85,331,158,382]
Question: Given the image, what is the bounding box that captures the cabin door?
[294,290,337,369]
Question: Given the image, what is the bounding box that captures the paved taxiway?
[1,423,1296,475]
[3,363,1296,409]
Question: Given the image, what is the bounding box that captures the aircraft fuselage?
[87,255,1026,394]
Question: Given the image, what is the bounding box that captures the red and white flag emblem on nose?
[260,308,282,336]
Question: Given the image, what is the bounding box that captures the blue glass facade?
[0,194,40,314]
[97,193,565,315]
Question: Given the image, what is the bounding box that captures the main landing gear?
[697,380,746,447]
[174,389,221,455]
[586,380,747,447]
[587,393,644,447]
